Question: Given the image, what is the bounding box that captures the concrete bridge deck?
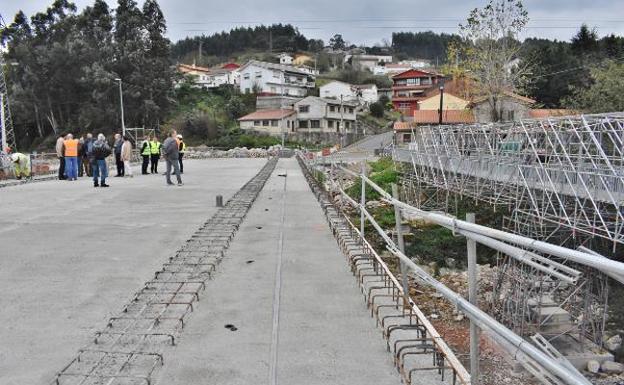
[0,158,414,385]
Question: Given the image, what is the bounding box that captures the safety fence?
[52,157,277,385]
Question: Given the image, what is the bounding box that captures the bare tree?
[460,0,529,122]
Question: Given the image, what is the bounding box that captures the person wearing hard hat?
[177,134,186,174]
[11,152,31,180]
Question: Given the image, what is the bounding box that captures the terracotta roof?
[238,109,296,121]
[221,63,240,70]
[413,109,475,124]
[392,69,441,79]
[528,109,576,119]
[393,121,413,131]
[177,63,211,74]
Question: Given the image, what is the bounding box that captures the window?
[310,120,320,128]
[298,105,309,113]
[254,120,261,126]
[348,107,354,114]
[329,105,336,112]
[299,120,308,128]
[345,121,350,129]
[507,110,515,121]
[422,77,432,85]
[328,120,334,128]
[262,120,269,126]
[243,73,250,80]
[402,133,412,143]
[287,120,290,128]
[399,103,411,109]
[407,78,420,85]
[271,120,278,127]
[255,71,262,78]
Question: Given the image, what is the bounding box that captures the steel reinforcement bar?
[53,157,278,385]
[297,154,471,385]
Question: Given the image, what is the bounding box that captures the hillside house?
[391,69,442,116]
[348,54,393,71]
[238,60,315,97]
[238,109,296,136]
[293,96,357,134]
[293,54,312,66]
[177,63,213,88]
[320,81,379,106]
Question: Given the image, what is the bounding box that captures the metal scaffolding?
[393,113,623,355]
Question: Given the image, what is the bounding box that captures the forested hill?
[171,24,324,64]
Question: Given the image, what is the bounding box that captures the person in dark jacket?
[83,133,94,177]
[92,133,112,187]
[140,135,151,175]
[113,133,124,177]
[162,130,182,186]
[177,134,186,174]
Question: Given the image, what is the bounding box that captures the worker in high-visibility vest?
[63,133,79,181]
[11,152,31,179]
[149,137,161,174]
[177,134,187,174]
[140,135,152,175]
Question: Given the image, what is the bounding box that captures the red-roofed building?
[393,109,475,143]
[221,62,241,70]
[391,69,443,116]
[238,109,296,136]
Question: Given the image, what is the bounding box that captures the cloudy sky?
[2,0,624,45]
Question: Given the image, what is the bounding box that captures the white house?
[177,63,239,88]
[177,63,213,88]
[348,54,393,71]
[279,53,293,64]
[293,96,358,134]
[238,60,316,97]
[320,81,378,106]
[238,109,296,136]
[320,81,357,102]
[357,84,379,105]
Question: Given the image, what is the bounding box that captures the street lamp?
[114,78,126,137]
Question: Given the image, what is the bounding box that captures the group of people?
[54,129,186,187]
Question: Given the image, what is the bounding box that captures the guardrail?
[299,153,599,385]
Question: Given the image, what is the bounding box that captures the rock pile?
[184,145,287,159]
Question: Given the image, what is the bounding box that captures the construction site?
[0,110,623,385]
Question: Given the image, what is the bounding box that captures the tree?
[329,34,346,51]
[564,61,624,113]
[459,0,530,122]
[571,24,598,56]
[369,102,384,118]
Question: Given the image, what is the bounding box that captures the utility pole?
[0,94,6,153]
[198,40,203,65]
[438,80,445,125]
[269,29,273,53]
[115,78,126,137]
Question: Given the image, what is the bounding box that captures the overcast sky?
[2,0,624,45]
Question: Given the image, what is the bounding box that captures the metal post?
[393,183,410,308]
[0,94,6,152]
[466,212,479,385]
[360,162,366,236]
[115,79,126,137]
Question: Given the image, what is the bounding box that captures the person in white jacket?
[121,135,133,177]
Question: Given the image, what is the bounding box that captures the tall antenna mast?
[0,14,17,152]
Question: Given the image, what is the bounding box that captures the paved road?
[0,159,266,385]
[0,157,404,385]
[156,158,400,384]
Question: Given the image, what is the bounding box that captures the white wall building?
[177,63,239,88]
[348,54,393,71]
[238,60,316,97]
[294,96,357,133]
[320,81,379,106]
[238,109,296,136]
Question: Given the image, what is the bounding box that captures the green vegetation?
[564,60,624,112]
[171,24,324,65]
[2,0,173,149]
[346,157,398,201]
